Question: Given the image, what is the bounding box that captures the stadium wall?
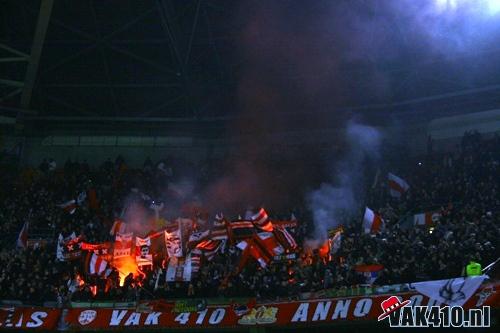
[3,109,500,166]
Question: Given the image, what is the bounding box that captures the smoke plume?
[307,120,382,240]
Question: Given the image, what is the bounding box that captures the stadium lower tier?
[1,277,498,331]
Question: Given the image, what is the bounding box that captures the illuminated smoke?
[307,120,381,240]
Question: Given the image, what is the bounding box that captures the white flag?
[412,275,487,306]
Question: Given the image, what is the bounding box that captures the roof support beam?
[0,88,22,103]
[20,0,54,109]
[0,57,29,63]
[0,43,29,58]
[156,0,198,116]
[0,78,24,87]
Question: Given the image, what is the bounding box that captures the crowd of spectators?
[0,131,498,305]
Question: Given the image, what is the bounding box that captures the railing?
[0,283,415,309]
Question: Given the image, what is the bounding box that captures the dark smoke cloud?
[170,1,500,218]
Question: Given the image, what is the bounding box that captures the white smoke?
[307,120,382,240]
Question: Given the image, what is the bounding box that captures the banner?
[113,232,133,258]
[164,229,183,258]
[63,282,500,330]
[135,237,152,267]
[1,281,498,330]
[0,308,61,330]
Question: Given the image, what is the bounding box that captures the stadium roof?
[2,0,500,127]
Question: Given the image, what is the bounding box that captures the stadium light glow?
[435,0,500,15]
[487,0,500,14]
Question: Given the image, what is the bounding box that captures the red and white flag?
[256,232,284,256]
[187,230,210,249]
[252,208,273,232]
[164,226,183,258]
[211,218,229,240]
[236,239,272,268]
[388,173,409,198]
[190,253,201,275]
[58,199,77,214]
[414,211,441,226]
[272,225,297,251]
[110,219,127,236]
[363,207,384,234]
[194,239,223,261]
[89,253,108,275]
[113,232,133,258]
[16,222,28,249]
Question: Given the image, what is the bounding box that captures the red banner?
[1,282,498,330]
[0,307,61,330]
[63,282,500,330]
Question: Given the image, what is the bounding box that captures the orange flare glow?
[114,256,140,286]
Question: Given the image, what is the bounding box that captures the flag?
[135,237,152,267]
[329,229,342,255]
[363,207,384,234]
[388,173,410,198]
[166,256,193,282]
[272,225,297,251]
[80,242,111,255]
[191,254,201,275]
[414,211,441,226]
[229,220,255,240]
[16,222,28,249]
[89,253,108,275]
[76,191,87,205]
[411,275,487,306]
[252,208,273,232]
[211,218,229,240]
[113,232,133,258]
[187,230,210,249]
[56,232,82,261]
[58,199,77,214]
[56,234,65,261]
[256,232,284,256]
[272,220,298,229]
[236,239,272,268]
[354,264,384,284]
[194,239,223,261]
[110,219,127,236]
[87,188,100,211]
[164,228,183,258]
